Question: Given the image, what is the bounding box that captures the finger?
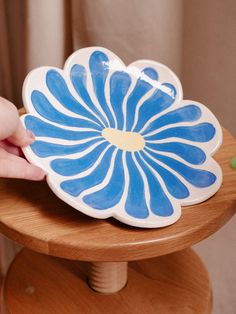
[0,155,46,181]
[0,140,22,156]
[0,97,35,147]
[7,121,35,147]
[0,97,19,140]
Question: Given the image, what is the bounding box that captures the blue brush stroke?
[125,68,158,131]
[142,105,201,136]
[125,152,149,218]
[60,146,115,196]
[140,151,189,199]
[145,123,216,142]
[70,64,108,127]
[109,71,131,130]
[145,142,206,165]
[132,83,176,132]
[141,67,159,81]
[24,116,100,140]
[46,70,103,127]
[135,153,173,216]
[50,142,109,176]
[31,90,102,131]
[31,138,104,158]
[89,51,115,128]
[83,150,124,209]
[145,148,216,188]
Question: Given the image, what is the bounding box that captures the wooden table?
[0,128,235,313]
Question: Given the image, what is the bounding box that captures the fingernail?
[27,130,35,140]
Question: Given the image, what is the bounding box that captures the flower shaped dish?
[21,47,222,228]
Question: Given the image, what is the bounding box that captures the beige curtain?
[183,0,236,137]
[0,0,236,306]
[0,0,27,105]
[1,0,236,134]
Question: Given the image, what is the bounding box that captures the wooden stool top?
[0,128,235,262]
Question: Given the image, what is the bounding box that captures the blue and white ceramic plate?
[21,47,222,228]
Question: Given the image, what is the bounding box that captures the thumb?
[7,120,35,147]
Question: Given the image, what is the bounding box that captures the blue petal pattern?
[31,90,102,130]
[31,138,104,157]
[25,116,100,140]
[50,142,109,176]
[132,83,177,132]
[125,68,158,131]
[22,48,221,228]
[135,153,174,216]
[83,150,124,209]
[60,146,115,196]
[89,51,116,128]
[145,142,206,165]
[145,148,216,188]
[125,152,149,218]
[140,151,189,199]
[145,123,216,142]
[141,105,201,136]
[70,64,108,127]
[109,71,131,130]
[46,70,103,126]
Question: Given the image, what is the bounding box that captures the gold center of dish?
[102,128,145,152]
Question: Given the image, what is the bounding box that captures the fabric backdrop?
[1,0,236,134]
[0,1,236,313]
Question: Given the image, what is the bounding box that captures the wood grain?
[89,261,128,293]
[0,129,235,262]
[3,248,212,314]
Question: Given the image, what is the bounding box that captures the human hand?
[0,97,45,180]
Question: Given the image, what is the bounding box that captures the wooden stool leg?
[3,249,212,314]
[89,262,128,294]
